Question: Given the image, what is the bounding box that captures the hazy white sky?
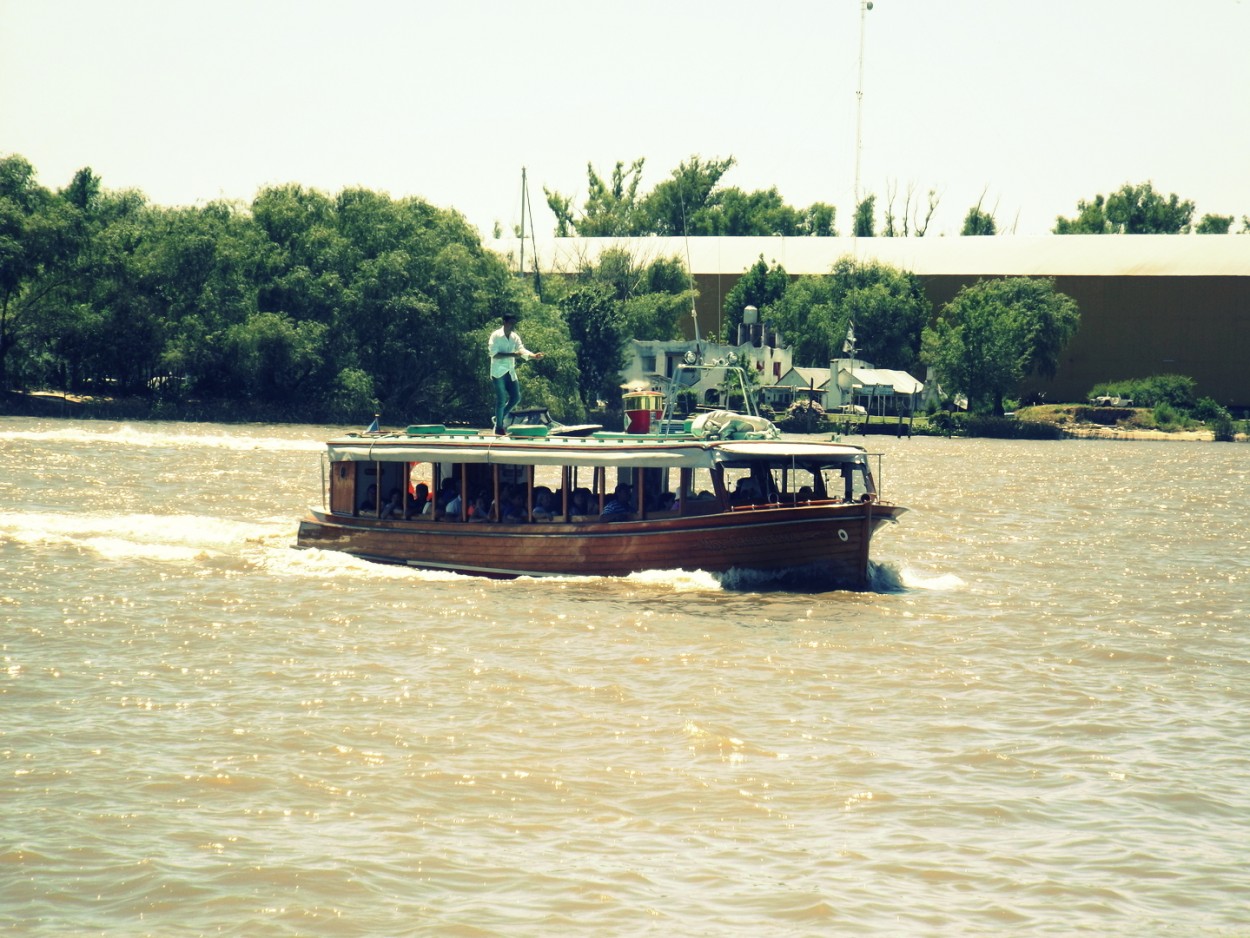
[3,0,1248,238]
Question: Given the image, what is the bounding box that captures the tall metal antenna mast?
[853,1,874,208]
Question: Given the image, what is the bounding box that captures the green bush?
[328,368,379,423]
[1209,413,1236,442]
[927,411,964,435]
[1089,374,1196,409]
[1152,401,1181,429]
[1192,396,1231,422]
[965,415,1065,439]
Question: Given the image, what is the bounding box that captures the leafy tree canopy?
[1,157,587,423]
[1054,181,1196,234]
[853,196,875,238]
[1195,214,1233,234]
[767,258,929,370]
[922,277,1080,415]
[722,255,790,341]
[961,191,997,236]
[544,155,838,238]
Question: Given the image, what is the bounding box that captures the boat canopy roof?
[324,433,869,471]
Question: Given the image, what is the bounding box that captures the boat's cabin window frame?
[324,450,875,523]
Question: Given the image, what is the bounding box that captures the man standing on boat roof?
[488,312,543,434]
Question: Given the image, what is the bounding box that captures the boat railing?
[658,358,759,434]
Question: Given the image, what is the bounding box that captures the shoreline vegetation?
[5,391,1245,443]
[7,154,1244,445]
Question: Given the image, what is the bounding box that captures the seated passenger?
[731,478,760,505]
[468,491,492,521]
[444,491,463,519]
[532,489,558,521]
[381,488,403,518]
[435,478,459,514]
[571,488,593,516]
[796,485,814,502]
[407,483,430,518]
[499,490,527,523]
[358,483,378,513]
[599,483,633,522]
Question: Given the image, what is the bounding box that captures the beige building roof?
[493,234,1250,278]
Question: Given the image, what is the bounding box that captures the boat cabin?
[324,429,878,525]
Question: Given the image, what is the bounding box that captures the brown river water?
[2,417,1247,936]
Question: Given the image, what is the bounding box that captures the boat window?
[783,462,828,501]
[717,459,869,505]
[681,467,718,505]
[721,461,784,506]
[406,462,433,518]
[826,461,870,502]
[355,462,381,515]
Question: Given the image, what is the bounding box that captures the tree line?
[3,151,1093,425]
[540,156,1248,238]
[1,154,700,423]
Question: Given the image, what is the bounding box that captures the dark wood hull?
[296,502,903,589]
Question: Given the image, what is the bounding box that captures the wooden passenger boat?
[295,408,906,589]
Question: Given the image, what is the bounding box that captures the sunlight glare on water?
[2,419,1248,935]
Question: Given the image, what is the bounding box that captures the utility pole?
[853,1,874,210]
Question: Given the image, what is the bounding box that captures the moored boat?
[295,398,906,589]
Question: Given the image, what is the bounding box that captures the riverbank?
[1061,425,1220,441]
[4,391,1245,441]
[1015,403,1245,442]
[0,390,339,425]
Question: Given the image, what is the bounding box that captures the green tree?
[55,189,159,392]
[853,195,875,237]
[1,159,163,393]
[544,158,647,237]
[1055,182,1195,234]
[544,155,837,238]
[1053,194,1111,234]
[637,155,736,235]
[708,187,800,235]
[0,156,87,389]
[922,277,1080,415]
[722,255,790,338]
[560,247,692,341]
[249,184,551,422]
[799,202,838,236]
[768,258,929,370]
[559,283,626,411]
[142,201,273,397]
[1196,213,1233,234]
[961,192,997,236]
[221,311,327,400]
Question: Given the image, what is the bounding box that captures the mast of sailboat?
[518,168,542,297]
[680,189,701,362]
[519,167,527,279]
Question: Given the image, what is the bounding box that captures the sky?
[3,0,1248,239]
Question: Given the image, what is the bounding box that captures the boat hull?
[296,503,902,589]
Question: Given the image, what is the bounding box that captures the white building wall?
[624,338,793,408]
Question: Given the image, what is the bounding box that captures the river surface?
[2,417,1247,936]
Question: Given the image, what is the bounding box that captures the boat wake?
[622,568,724,592]
[894,565,966,591]
[0,424,324,453]
[0,510,286,565]
[269,546,471,582]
